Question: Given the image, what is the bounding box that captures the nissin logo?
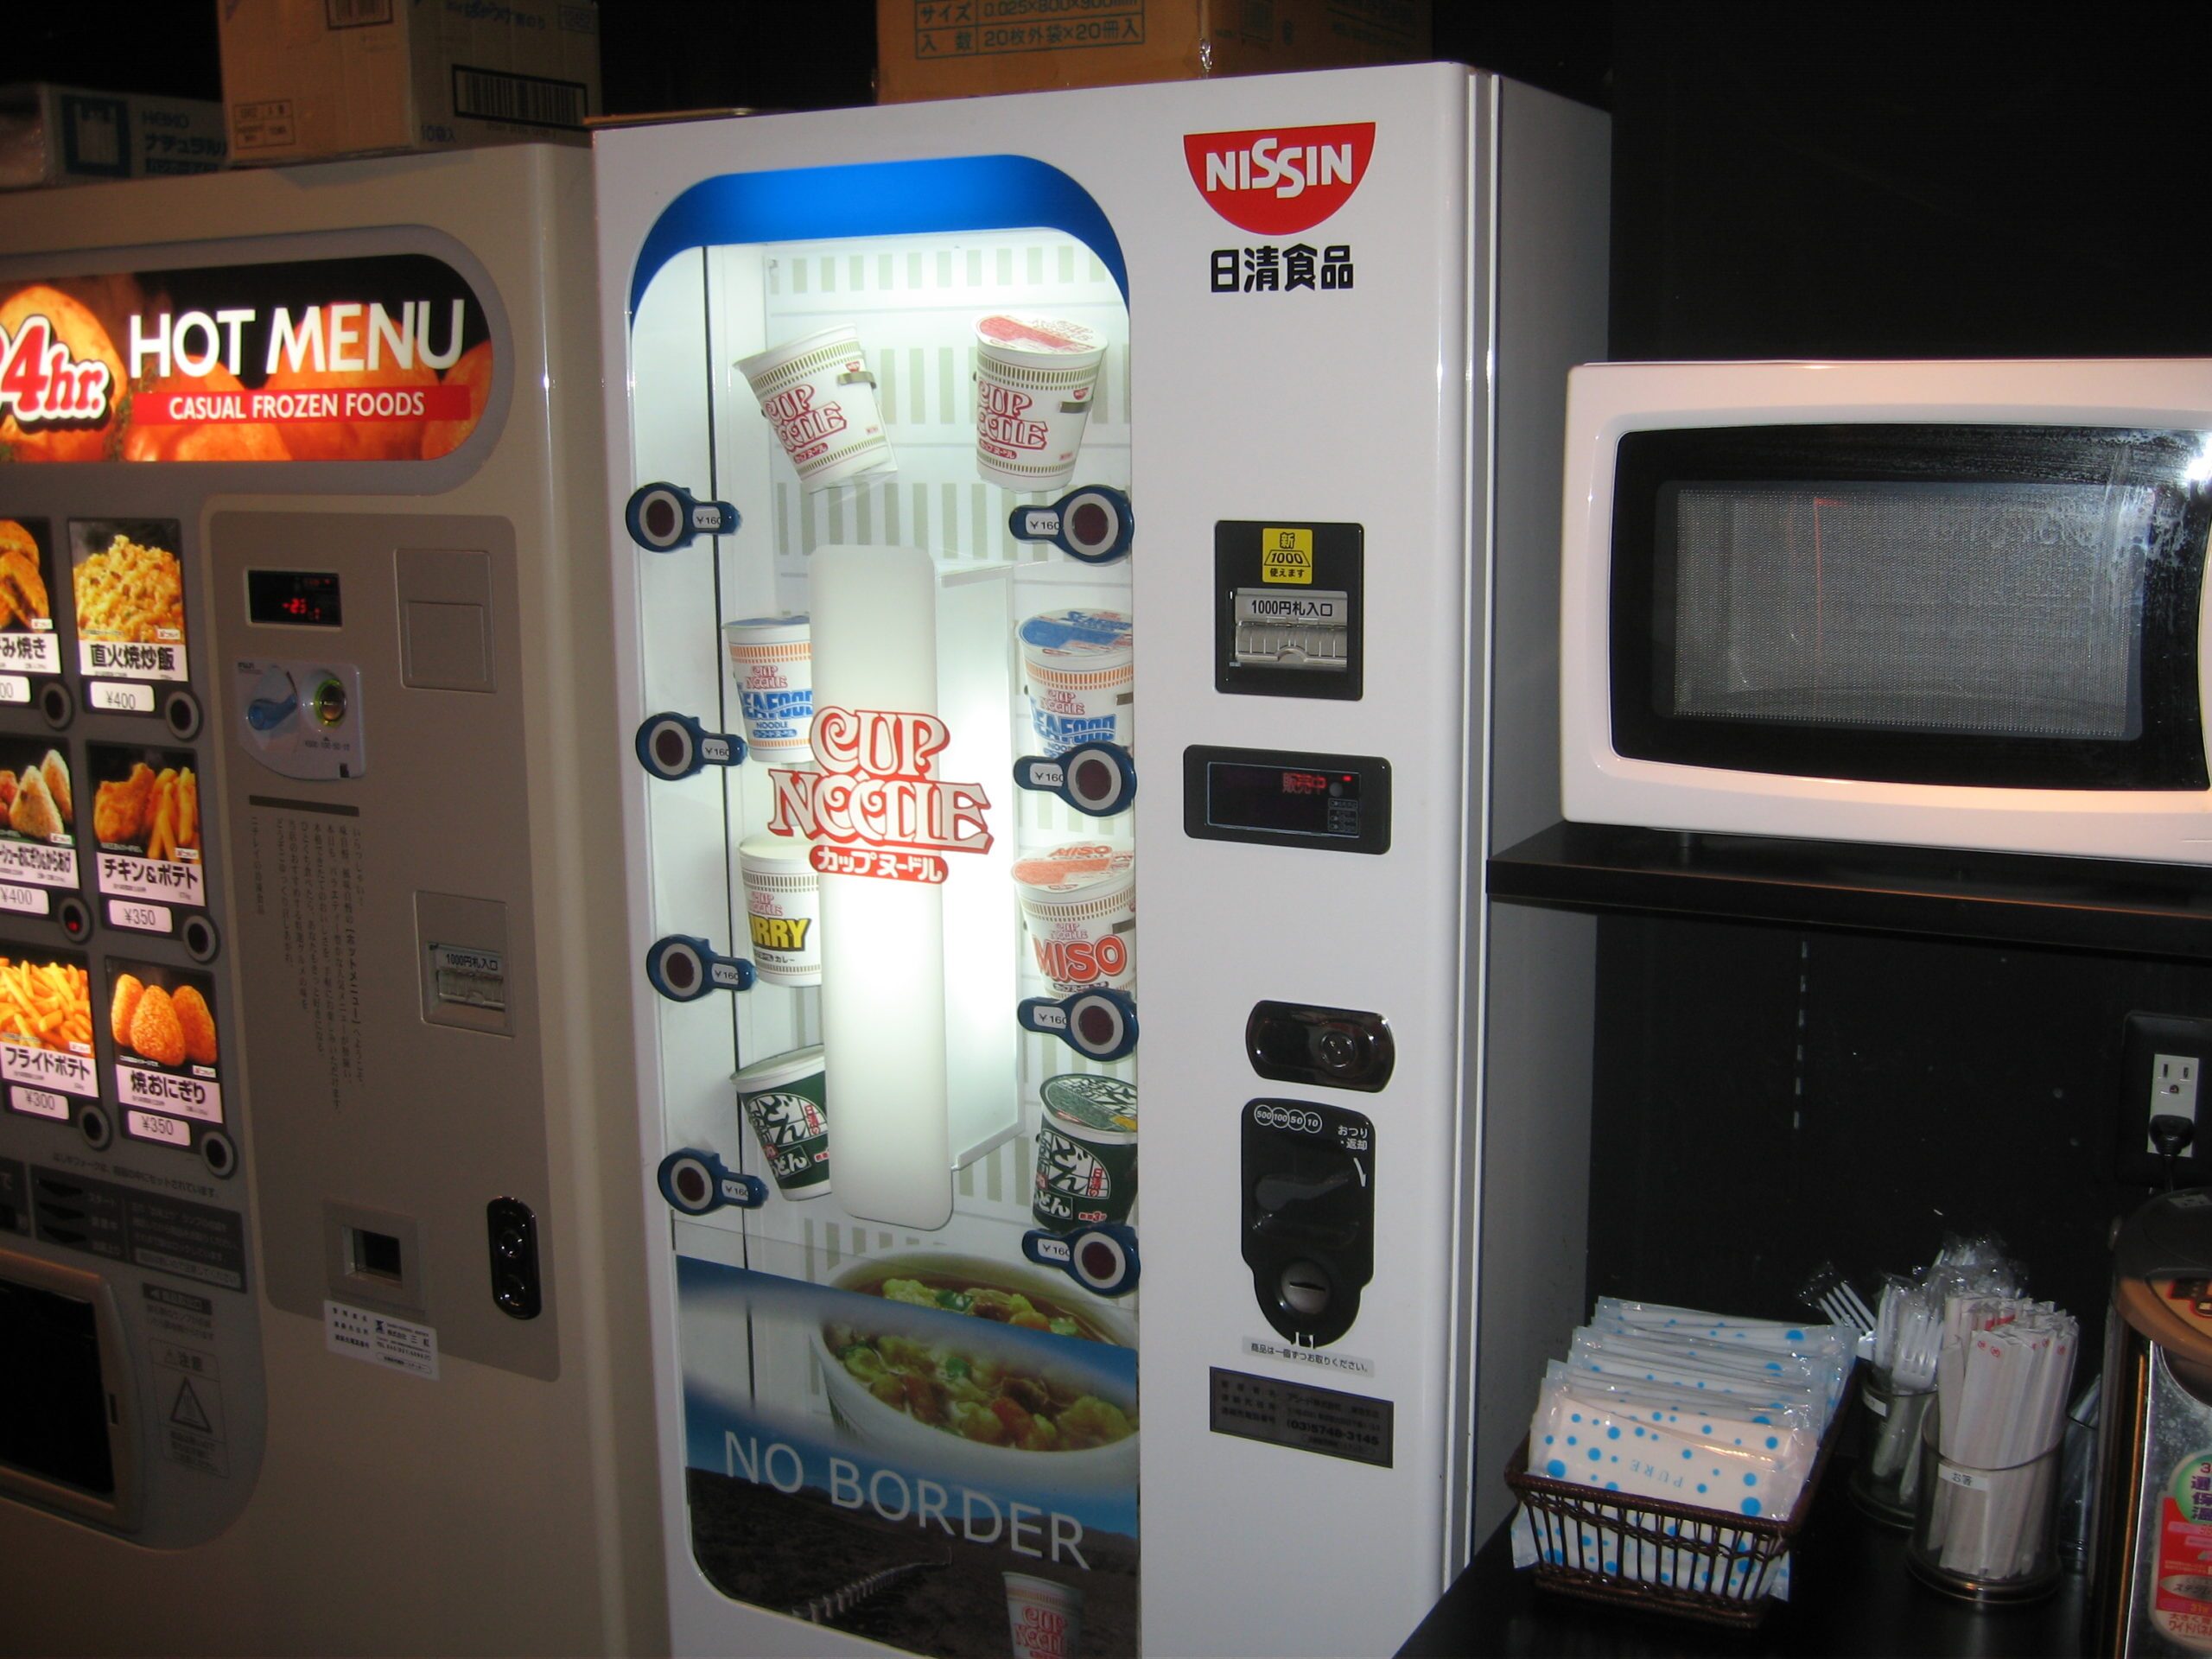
[1184,123,1376,235]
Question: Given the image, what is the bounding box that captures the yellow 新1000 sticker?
[1260,527,1314,584]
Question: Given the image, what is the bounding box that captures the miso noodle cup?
[811,1251,1137,1495]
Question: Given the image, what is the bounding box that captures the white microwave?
[1560,359,2212,863]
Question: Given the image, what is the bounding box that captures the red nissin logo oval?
[1184,123,1376,235]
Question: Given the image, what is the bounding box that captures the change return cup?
[735,327,894,491]
[974,314,1106,491]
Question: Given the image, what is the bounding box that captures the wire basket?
[1502,1388,1848,1630]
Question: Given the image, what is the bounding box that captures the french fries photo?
[0,957,92,1053]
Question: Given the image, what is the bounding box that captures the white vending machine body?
[598,64,1605,1659]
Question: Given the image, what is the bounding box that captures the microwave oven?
[1560,359,2212,863]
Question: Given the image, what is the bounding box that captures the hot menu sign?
[0,254,493,464]
[767,706,993,884]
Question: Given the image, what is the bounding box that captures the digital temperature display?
[1185,746,1389,855]
[1208,763,1361,837]
[247,569,342,628]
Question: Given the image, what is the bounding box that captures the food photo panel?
[88,743,203,930]
[0,737,77,914]
[105,957,222,1143]
[69,518,188,706]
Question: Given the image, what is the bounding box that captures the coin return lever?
[1242,1097,1375,1348]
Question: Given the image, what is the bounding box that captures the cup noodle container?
[734,1046,831,1199]
[1032,1073,1137,1233]
[722,614,813,755]
[1018,610,1132,759]
[735,327,894,491]
[1014,842,1135,993]
[974,315,1107,491]
[1003,1573,1083,1659]
[738,832,822,987]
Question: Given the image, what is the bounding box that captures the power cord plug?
[2152,1113,2197,1191]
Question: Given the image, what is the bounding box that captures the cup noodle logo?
[767,706,992,884]
[760,381,849,461]
[1183,122,1376,236]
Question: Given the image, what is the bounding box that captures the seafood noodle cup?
[974,315,1107,491]
[1013,842,1135,992]
[722,613,813,755]
[1017,610,1133,760]
[811,1251,1137,1497]
[735,327,895,491]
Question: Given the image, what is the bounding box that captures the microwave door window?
[1671,481,2149,740]
[1611,425,2212,791]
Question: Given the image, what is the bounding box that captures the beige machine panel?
[210,512,556,1379]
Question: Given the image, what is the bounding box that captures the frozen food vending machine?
[600,64,1607,1658]
[0,149,662,1654]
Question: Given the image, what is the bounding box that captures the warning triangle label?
[170,1377,213,1434]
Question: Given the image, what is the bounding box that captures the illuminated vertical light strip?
[810,543,952,1229]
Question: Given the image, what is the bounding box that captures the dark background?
[25,0,2212,1329]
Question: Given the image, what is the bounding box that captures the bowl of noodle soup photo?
[810,1252,1137,1492]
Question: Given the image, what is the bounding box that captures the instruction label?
[1209,1366,1394,1467]
[325,1299,439,1380]
[251,804,366,1113]
[30,1166,246,1289]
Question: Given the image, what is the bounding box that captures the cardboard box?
[217,0,601,165]
[878,0,1431,103]
[0,84,227,190]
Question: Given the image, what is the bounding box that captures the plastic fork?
[1821,1281,1878,1337]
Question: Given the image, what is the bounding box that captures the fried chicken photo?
[94,762,153,846]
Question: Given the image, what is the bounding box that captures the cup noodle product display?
[1032,1073,1138,1233]
[734,1046,830,1199]
[721,613,813,754]
[736,832,821,986]
[973,315,1106,490]
[735,327,894,490]
[1018,609,1133,759]
[1002,1572,1084,1659]
[1013,842,1135,994]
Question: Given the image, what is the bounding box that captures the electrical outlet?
[2120,1013,2212,1185]
[2152,1053,2203,1151]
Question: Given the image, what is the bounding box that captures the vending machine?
[0,148,662,1654]
[600,65,1607,1658]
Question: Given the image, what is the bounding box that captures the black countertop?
[1400,1459,2087,1658]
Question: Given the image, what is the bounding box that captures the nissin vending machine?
[598,65,1606,1658]
[0,147,663,1656]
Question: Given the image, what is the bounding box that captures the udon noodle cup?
[735,327,894,491]
[734,1046,830,1198]
[737,833,821,986]
[1014,842,1135,993]
[722,613,812,754]
[1003,1573,1084,1659]
[1018,609,1132,758]
[1033,1074,1137,1233]
[974,315,1106,491]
